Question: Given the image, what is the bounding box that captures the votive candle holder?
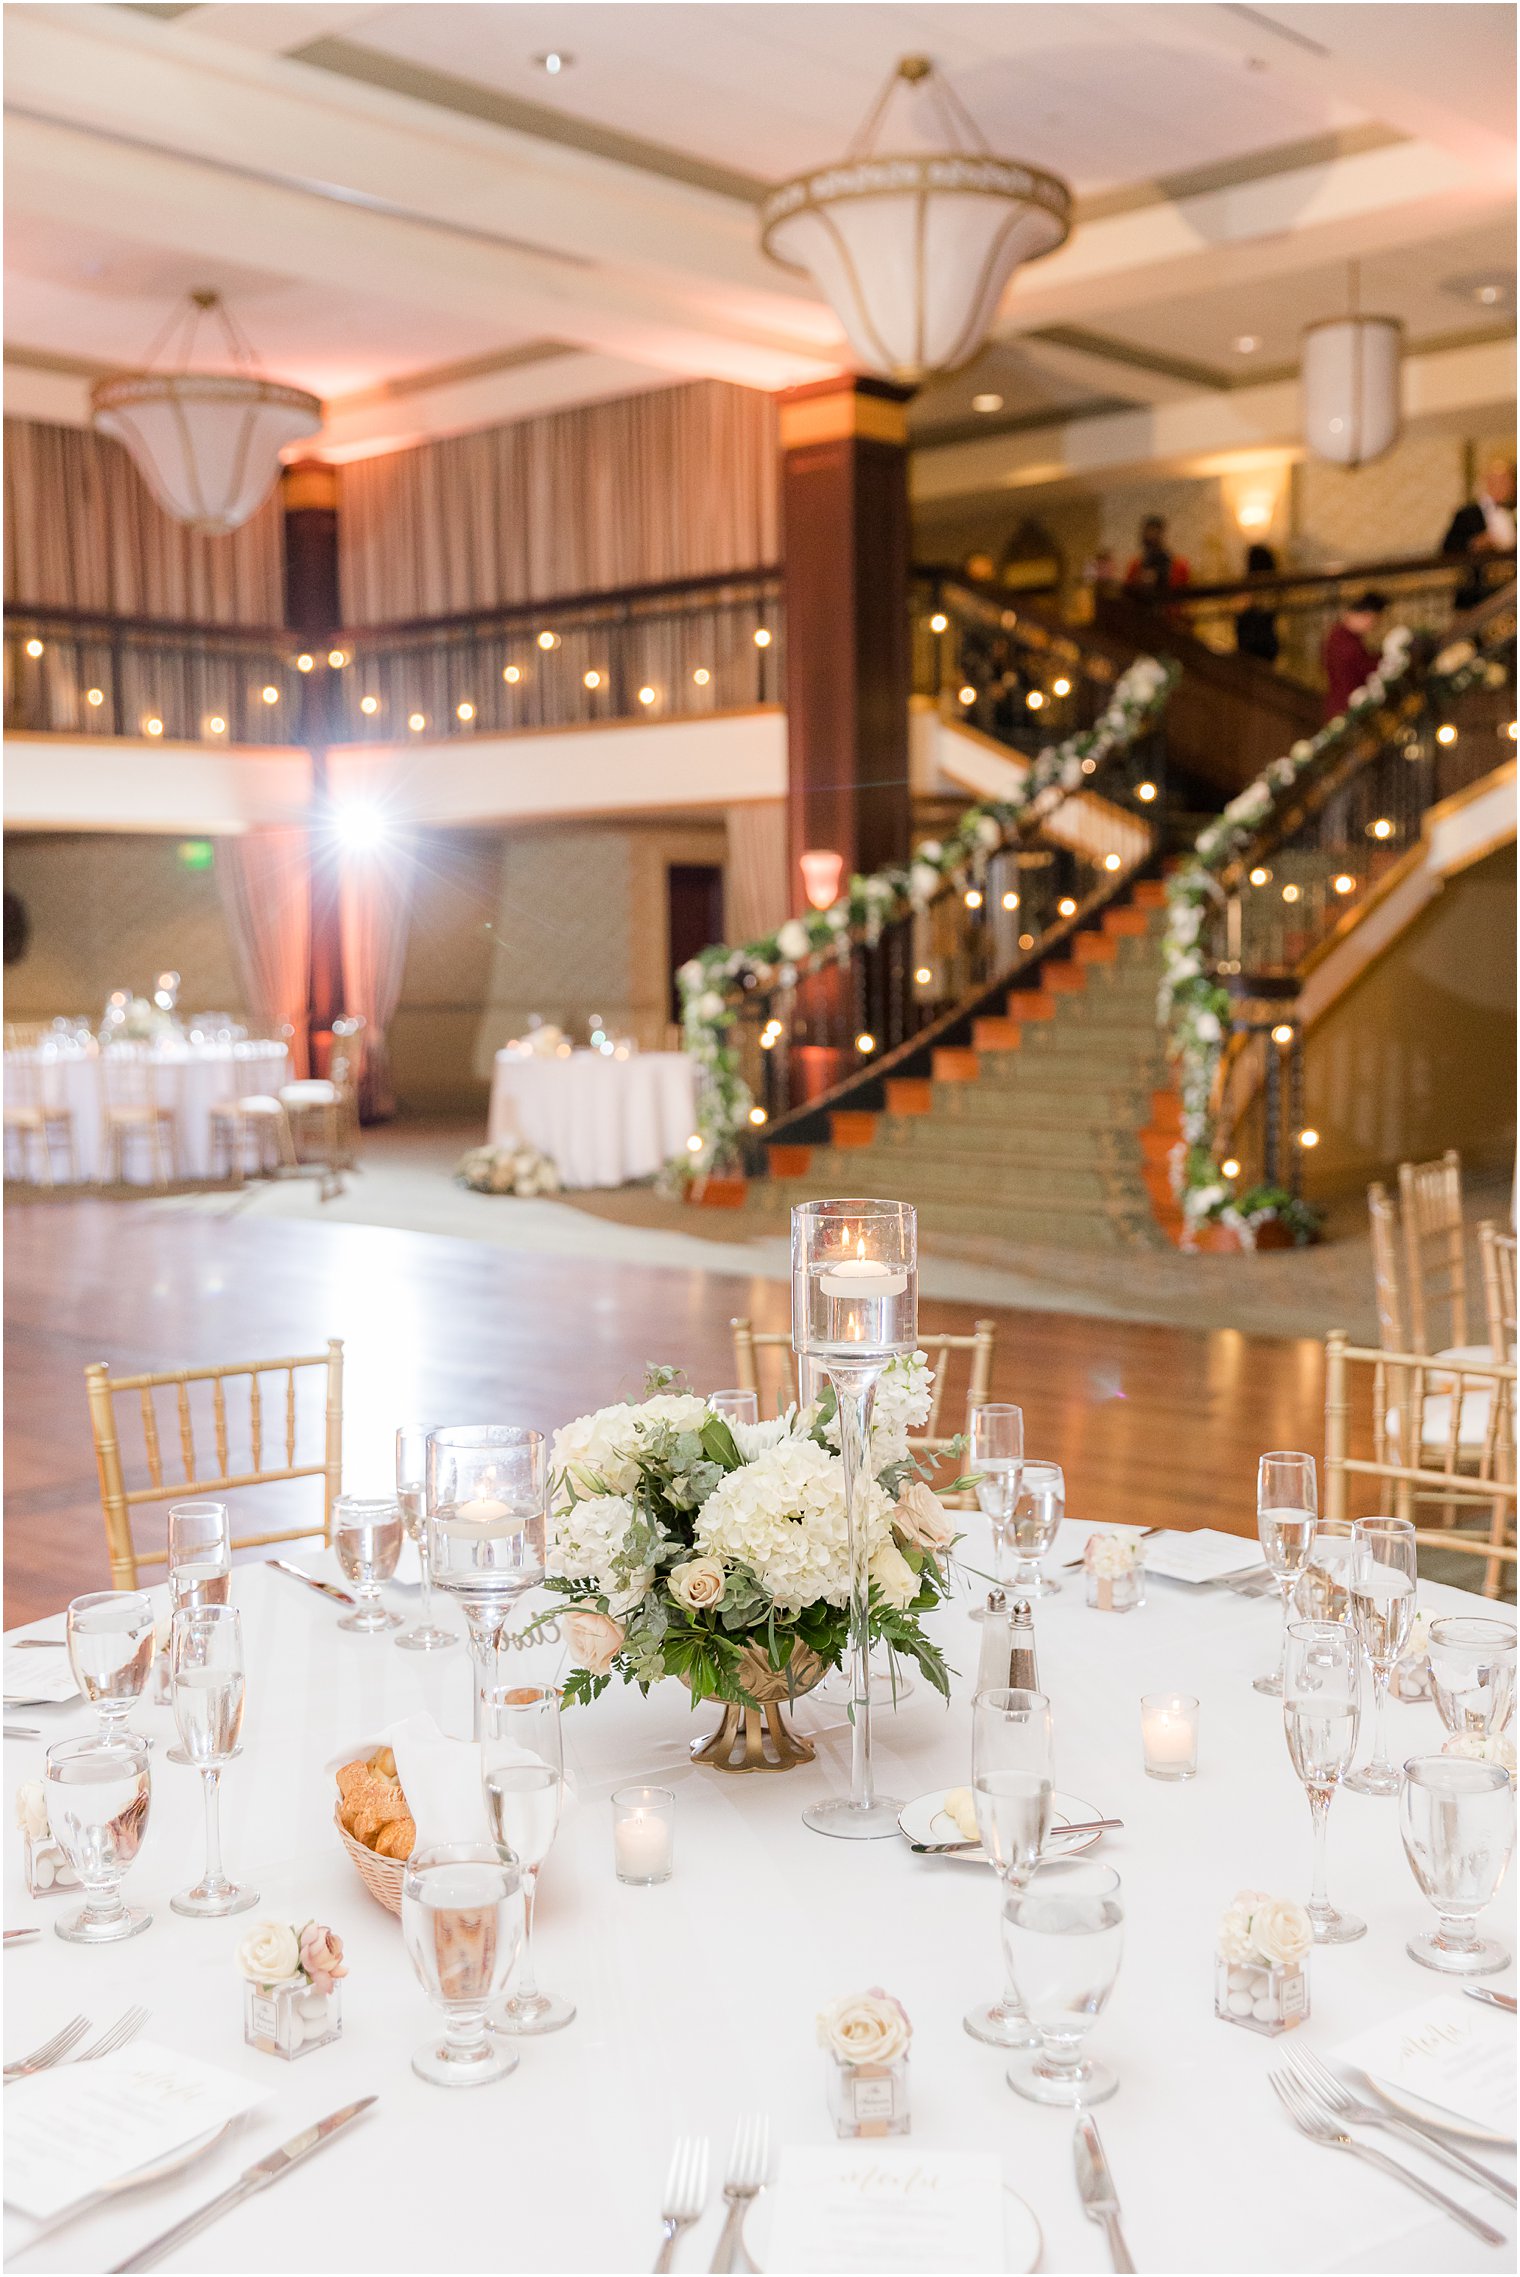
[1141,1693,1199,1781]
[612,1786,674,1885]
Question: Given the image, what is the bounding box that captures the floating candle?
[818,1257,909,1300]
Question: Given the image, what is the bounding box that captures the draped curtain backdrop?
[338,846,416,1119]
[4,416,284,622]
[337,380,779,621]
[725,802,791,945]
[215,828,312,1076]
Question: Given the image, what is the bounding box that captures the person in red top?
[1124,516,1191,596]
[1321,590,1387,721]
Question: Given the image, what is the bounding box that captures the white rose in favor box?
[15,1780,48,1840]
[1084,1531,1140,1579]
[1216,1896,1264,1967]
[1250,1896,1312,1967]
[817,1989,913,2069]
[236,1920,302,1986]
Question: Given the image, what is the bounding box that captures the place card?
[4,2041,267,2219]
[763,2146,1004,2274]
[1141,1530,1266,1585]
[1334,1994,1516,2135]
[2,1648,79,1705]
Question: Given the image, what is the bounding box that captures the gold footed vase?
[687,1642,827,1773]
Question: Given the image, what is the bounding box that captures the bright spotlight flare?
[333,800,389,852]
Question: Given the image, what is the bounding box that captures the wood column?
[281,461,343,1054]
[779,376,913,905]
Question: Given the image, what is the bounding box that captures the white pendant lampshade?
[1301,315,1402,469]
[91,292,322,535]
[761,57,1070,385]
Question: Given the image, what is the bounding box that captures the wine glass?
[168,1603,256,1917]
[1428,1617,1517,1737]
[167,1501,231,1610]
[401,1841,524,2087]
[1002,1859,1124,2106]
[427,1427,547,1738]
[1283,1620,1365,1945]
[482,1685,575,2035]
[1253,1452,1317,1695]
[965,1685,1051,2050]
[395,1424,454,1653]
[1400,1755,1514,1975]
[1345,1516,1418,1795]
[65,1591,155,1746]
[1293,1518,1355,1625]
[332,1496,403,1634]
[1007,1461,1064,1598]
[45,1732,151,1944]
[709,1389,759,1427]
[972,1405,1024,1586]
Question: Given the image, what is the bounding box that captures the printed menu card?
[764,2146,1005,2273]
[5,2042,266,2219]
[1334,1994,1516,2135]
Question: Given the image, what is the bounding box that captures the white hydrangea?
[550,1392,711,1498]
[818,1350,933,1466]
[546,1490,652,1615]
[695,1438,893,1614]
[729,1414,797,1461]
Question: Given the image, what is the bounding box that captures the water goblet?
[427,1427,547,1738]
[1002,1859,1124,2106]
[1283,1619,1365,1944]
[1428,1617,1517,1738]
[45,1732,152,1944]
[1344,1516,1417,1795]
[709,1389,759,1428]
[971,1405,1024,1584]
[1400,1756,1514,1975]
[394,1426,454,1653]
[964,1685,1051,2050]
[1253,1451,1317,1695]
[482,1684,575,2035]
[169,1603,257,1917]
[1008,1461,1064,1598]
[401,1841,524,2086]
[65,1591,155,1746]
[332,1495,403,1633]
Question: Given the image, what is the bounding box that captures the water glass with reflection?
[709,1389,759,1428]
[1345,1516,1417,1795]
[1400,1755,1514,1975]
[332,1496,403,1633]
[1428,1617,1516,1738]
[965,1685,1050,2050]
[401,1841,524,2086]
[65,1591,155,1746]
[1002,1859,1124,2106]
[971,1405,1024,1586]
[1008,1461,1064,1598]
[45,1732,152,1944]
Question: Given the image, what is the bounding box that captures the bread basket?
[334,1805,404,1916]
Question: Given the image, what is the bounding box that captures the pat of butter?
[943,1786,979,1841]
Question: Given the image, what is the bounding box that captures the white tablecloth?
[488,1049,697,1188]
[3,1042,291,1182]
[4,1521,1514,2273]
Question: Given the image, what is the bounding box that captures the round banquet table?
[2,1041,292,1183]
[487,1049,698,1188]
[4,1519,1514,2275]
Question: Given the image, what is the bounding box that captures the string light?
[1271,1023,1294,1045]
[144,716,164,737]
[759,1030,776,1050]
[24,638,44,658]
[296,654,314,673]
[85,687,104,708]
[360,695,379,715]
[753,628,772,648]
[1333,873,1356,894]
[1298,1128,1320,1149]
[1370,818,1394,840]
[686,1134,703,1154]
[1052,677,1071,697]
[929,612,948,633]
[855,1032,877,1054]
[693,668,710,686]
[456,700,475,722]
[1137,781,1157,802]
[1080,756,1097,773]
[1103,852,1122,871]
[1435,723,1457,745]
[1249,866,1271,886]
[207,715,227,735]
[914,966,933,984]
[1282,882,1300,902]
[964,888,983,909]
[748,1106,768,1126]
[408,712,426,732]
[504,665,522,684]
[1018,932,1035,950]
[1221,1158,1241,1179]
[1026,689,1045,710]
[260,685,280,705]
[328,650,347,669]
[1507,721,1517,740]
[958,685,976,706]
[1002,891,1019,911]
[1057,897,1076,917]
[537,631,558,651]
[638,686,657,706]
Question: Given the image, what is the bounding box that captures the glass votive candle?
[1141,1693,1199,1781]
[612,1786,674,1885]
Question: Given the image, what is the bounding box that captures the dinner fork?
[710,2115,769,2273]
[4,2015,90,2080]
[655,2134,710,2272]
[1268,2070,1504,2243]
[73,2008,150,2065]
[1285,2045,1516,2204]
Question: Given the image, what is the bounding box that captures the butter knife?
[911,1816,1123,1854]
[266,1559,356,1608]
[1465,1987,1517,2014]
[1075,2109,1134,2273]
[110,2096,377,2273]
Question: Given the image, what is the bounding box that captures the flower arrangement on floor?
[103,993,176,1045]
[455,1139,561,1197]
[545,1359,961,1715]
[673,654,1178,1174]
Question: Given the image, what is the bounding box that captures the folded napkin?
[385,1713,493,1848]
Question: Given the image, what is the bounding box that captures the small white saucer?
[898,1787,1104,1865]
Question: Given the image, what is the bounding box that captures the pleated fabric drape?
[725,802,792,944]
[4,416,284,624]
[338,847,416,1119]
[337,380,779,623]
[214,828,312,1075]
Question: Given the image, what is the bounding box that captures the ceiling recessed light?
[1234,335,1260,354]
[1478,284,1500,305]
[534,50,573,74]
[971,393,1004,413]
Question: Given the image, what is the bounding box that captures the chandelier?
[760,56,1071,386]
[1301,266,1402,469]
[91,291,322,535]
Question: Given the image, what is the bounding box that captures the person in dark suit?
[1234,543,1281,664]
[1124,516,1190,596]
[1442,456,1516,609]
[1322,591,1387,721]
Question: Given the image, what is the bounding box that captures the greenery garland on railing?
[1160,627,1505,1245]
[672,655,1177,1178]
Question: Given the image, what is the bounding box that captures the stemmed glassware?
[970,1404,1024,1583]
[1008,1462,1064,1598]
[331,1495,403,1633]
[401,1841,524,2087]
[395,1424,454,1652]
[165,1503,232,1761]
[1293,1518,1355,1625]
[1253,1452,1318,1695]
[966,1685,1051,2049]
[65,1591,155,1747]
[1345,1516,1418,1795]
[792,1198,917,1840]
[426,1427,547,1739]
[1428,1617,1517,1738]
[481,1685,575,2035]
[1002,1859,1124,2106]
[709,1389,759,1428]
[1400,1756,1515,1975]
[45,1732,152,1944]
[169,1603,257,1917]
[1282,1619,1366,1945]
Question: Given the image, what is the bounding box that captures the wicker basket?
[334,1805,404,1917]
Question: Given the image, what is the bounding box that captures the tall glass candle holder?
[792,1198,917,1840]
[426,1427,547,1738]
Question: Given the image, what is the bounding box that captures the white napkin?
[384,1713,492,1847]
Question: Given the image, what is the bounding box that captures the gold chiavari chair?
[98,1049,178,1187]
[84,1341,344,1591]
[1398,1148,1467,1355]
[3,1050,76,1185]
[4,1020,49,1048]
[280,1019,362,1196]
[1366,1181,1406,1351]
[1479,1221,1517,1366]
[208,1093,299,1185]
[730,1316,997,1454]
[1323,1329,1516,1599]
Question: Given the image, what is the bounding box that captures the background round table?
[2,1040,292,1182]
[488,1048,697,1188]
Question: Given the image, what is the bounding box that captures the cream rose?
[236,1920,302,1985]
[868,1538,918,1611]
[562,1606,625,1676]
[894,1480,956,1552]
[298,1922,348,1995]
[668,1558,726,1613]
[817,1988,912,2068]
[15,1780,47,1841]
[1216,1890,1270,1965]
[1250,1896,1312,1967]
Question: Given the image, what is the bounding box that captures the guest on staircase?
[1321,590,1387,721]
[1124,516,1190,597]
[1442,455,1517,610]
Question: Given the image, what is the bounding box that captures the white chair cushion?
[280,1081,337,1108]
[1385,1389,1499,1450]
[235,1095,286,1115]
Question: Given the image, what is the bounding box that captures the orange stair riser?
[1132,880,1168,909]
[932,1049,981,1082]
[1103,908,1150,937]
[972,1020,1022,1051]
[1074,934,1118,963]
[1005,993,1055,1021]
[885,1080,933,1116]
[1045,967,1085,993]
[767,1146,812,1178]
[830,1113,878,1150]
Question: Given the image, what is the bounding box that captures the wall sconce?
[799,849,844,910]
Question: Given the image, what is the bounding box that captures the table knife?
[4,1928,40,1945]
[910,1816,1123,1854]
[266,1559,356,1607]
[109,2096,377,2273]
[1075,2109,1135,2273]
[1465,1986,1517,2014]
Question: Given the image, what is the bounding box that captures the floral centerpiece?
[546,1360,959,1765]
[455,1139,561,1197]
[101,994,176,1045]
[1215,1889,1310,2035]
[238,1917,347,2061]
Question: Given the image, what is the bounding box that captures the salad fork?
[74,2008,150,2065]
[710,2115,769,2273]
[1268,2070,1504,2243]
[1285,2045,1515,2204]
[654,2134,709,2272]
[5,2015,90,2079]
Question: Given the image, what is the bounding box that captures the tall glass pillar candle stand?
[426,1427,547,1737]
[792,1198,917,1839]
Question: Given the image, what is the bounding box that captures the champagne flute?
[1283,1619,1365,1944]
[482,1685,575,2035]
[1400,1756,1514,1975]
[65,1591,155,1746]
[395,1423,454,1652]
[45,1732,151,1944]
[1253,1451,1317,1695]
[1293,1518,1355,1625]
[971,1404,1024,1587]
[332,1495,403,1633]
[1002,1859,1124,2106]
[1008,1461,1064,1598]
[401,1841,524,2086]
[965,1685,1051,2050]
[1345,1516,1417,1795]
[165,1501,231,1762]
[709,1389,759,1428]
[169,1603,256,1917]
[1428,1617,1517,1738]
